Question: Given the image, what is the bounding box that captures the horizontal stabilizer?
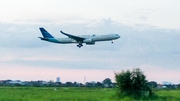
[38,37,48,41]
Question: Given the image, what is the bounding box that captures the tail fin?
[39,28,54,38]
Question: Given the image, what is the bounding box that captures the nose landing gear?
[111,40,114,44]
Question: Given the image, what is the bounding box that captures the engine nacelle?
[86,42,95,45]
[83,39,95,45]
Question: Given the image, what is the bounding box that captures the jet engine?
[83,39,95,45]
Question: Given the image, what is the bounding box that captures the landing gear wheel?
[77,44,83,48]
[77,45,81,48]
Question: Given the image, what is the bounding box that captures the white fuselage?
[39,27,120,48]
[47,34,120,44]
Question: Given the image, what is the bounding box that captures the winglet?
[60,30,67,35]
[39,27,54,38]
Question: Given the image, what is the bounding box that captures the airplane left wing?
[60,31,85,42]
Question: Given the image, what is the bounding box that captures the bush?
[115,68,153,99]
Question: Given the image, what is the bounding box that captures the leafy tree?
[115,68,152,99]
[148,81,158,88]
[178,84,180,89]
[96,82,102,87]
[102,78,112,87]
[102,78,112,84]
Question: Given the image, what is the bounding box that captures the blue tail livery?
[39,28,54,38]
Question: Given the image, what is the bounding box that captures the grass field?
[0,87,180,101]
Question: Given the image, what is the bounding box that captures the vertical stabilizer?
[39,28,54,38]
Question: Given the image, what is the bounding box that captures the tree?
[102,78,112,87]
[102,78,111,83]
[148,81,158,88]
[96,82,102,87]
[115,68,152,99]
[178,84,180,89]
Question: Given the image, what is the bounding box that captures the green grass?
[155,89,180,101]
[0,87,116,101]
[0,87,180,101]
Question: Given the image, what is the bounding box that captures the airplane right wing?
[60,31,85,42]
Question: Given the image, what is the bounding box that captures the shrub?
[115,68,152,99]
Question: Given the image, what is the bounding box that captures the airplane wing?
[60,31,85,42]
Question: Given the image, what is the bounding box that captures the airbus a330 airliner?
[39,27,120,48]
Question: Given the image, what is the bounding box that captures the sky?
[0,0,180,84]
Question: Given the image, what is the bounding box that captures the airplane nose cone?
[112,34,120,39]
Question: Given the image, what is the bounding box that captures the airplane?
[39,27,120,48]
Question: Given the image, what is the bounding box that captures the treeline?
[0,78,115,88]
[0,79,179,89]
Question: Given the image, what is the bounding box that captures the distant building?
[56,77,60,83]
[8,80,25,86]
[162,81,172,85]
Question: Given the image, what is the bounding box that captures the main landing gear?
[77,43,83,48]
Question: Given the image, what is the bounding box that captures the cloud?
[0,18,180,83]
